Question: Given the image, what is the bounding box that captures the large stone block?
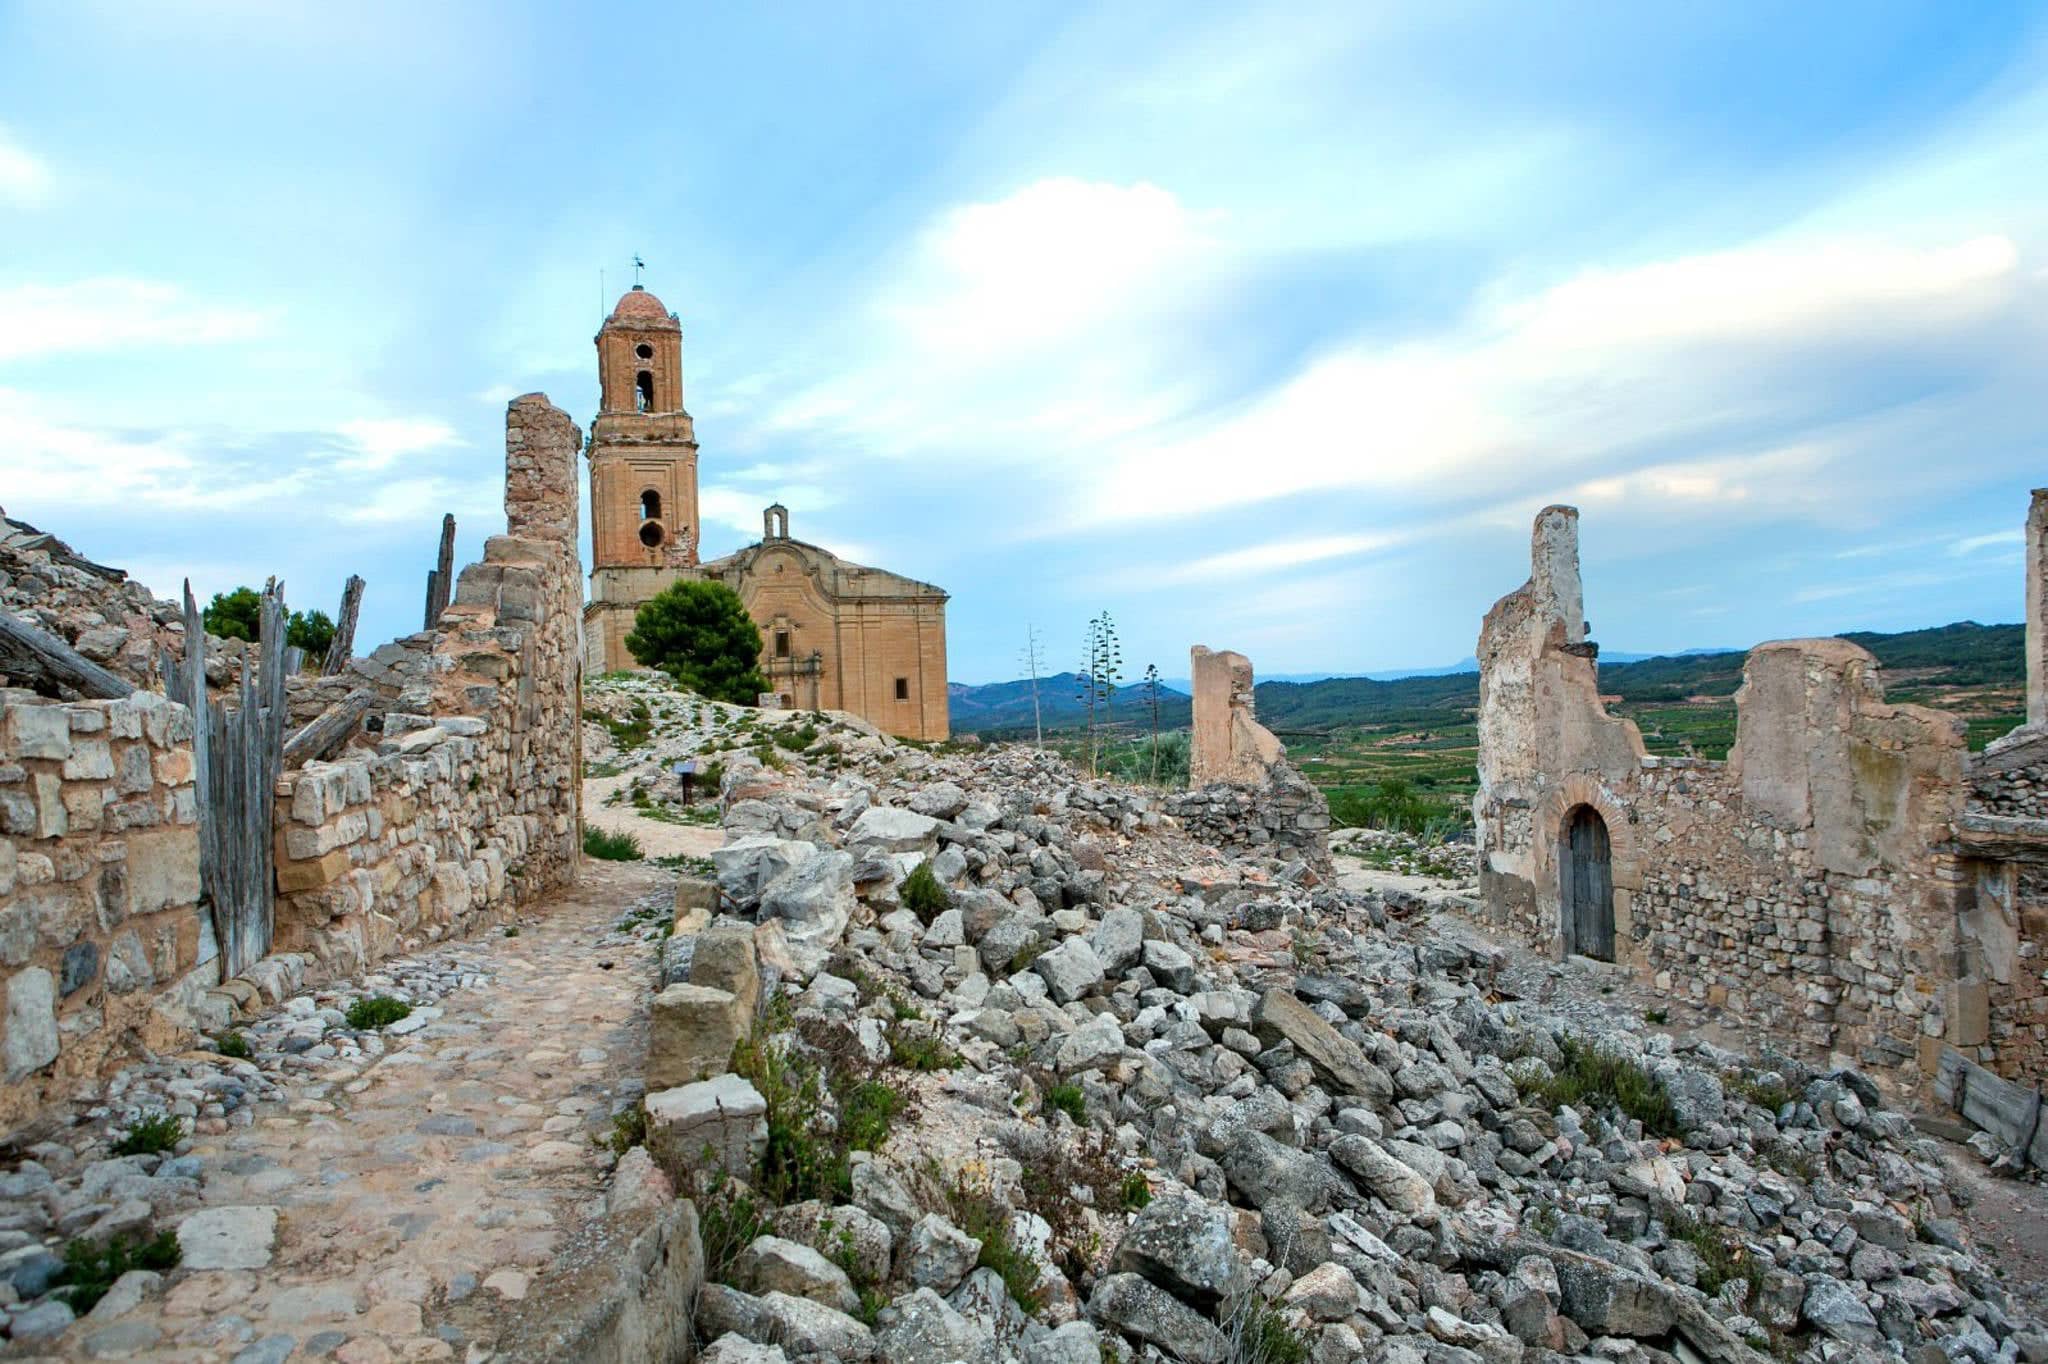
[646,1073,767,1181]
[3,966,59,1081]
[690,924,761,1024]
[5,704,71,761]
[647,983,746,1089]
[1251,987,1392,1102]
[125,828,202,914]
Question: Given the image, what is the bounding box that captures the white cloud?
[339,475,497,525]
[473,384,520,405]
[336,417,465,471]
[1163,532,1402,583]
[1952,528,2024,556]
[1079,232,2037,528]
[0,278,275,362]
[0,127,51,205]
[0,388,309,512]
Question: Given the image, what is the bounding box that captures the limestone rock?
[176,1205,279,1270]
[1112,1191,1242,1309]
[874,1286,998,1364]
[849,806,941,854]
[1033,938,1105,1004]
[902,1212,982,1293]
[1330,1134,1436,1218]
[754,1290,875,1362]
[736,1235,860,1314]
[1251,988,1392,1101]
[1089,1271,1227,1364]
[646,1074,768,1180]
[646,983,746,1089]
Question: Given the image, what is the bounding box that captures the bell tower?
[584,283,702,671]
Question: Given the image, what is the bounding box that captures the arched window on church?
[635,371,654,412]
[641,490,661,521]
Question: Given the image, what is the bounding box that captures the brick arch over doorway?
[1532,775,1642,962]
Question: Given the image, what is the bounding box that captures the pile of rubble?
[0,509,182,691]
[633,703,2046,1364]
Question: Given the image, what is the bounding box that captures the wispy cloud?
[336,417,465,471]
[0,279,275,361]
[1952,528,2024,555]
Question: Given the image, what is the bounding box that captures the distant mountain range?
[949,622,2023,736]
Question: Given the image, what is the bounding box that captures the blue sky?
[3,2,2046,685]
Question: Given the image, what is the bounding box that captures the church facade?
[581,285,950,741]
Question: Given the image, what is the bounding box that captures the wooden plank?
[323,575,365,675]
[0,611,136,699]
[282,689,375,768]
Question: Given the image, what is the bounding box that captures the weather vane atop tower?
[633,254,645,286]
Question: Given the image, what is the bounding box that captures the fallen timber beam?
[282,689,377,769]
[0,611,136,699]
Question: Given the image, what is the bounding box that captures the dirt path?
[58,859,668,1364]
[582,773,724,861]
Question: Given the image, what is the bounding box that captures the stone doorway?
[1562,804,1614,960]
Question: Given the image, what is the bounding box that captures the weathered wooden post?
[323,573,365,675]
[423,514,455,628]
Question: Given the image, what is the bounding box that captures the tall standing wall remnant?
[1476,498,2048,1097]
[1170,644,1331,879]
[269,395,585,974]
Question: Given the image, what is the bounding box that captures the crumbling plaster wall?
[1172,644,1331,876]
[0,691,211,1131]
[1477,506,1972,1090]
[270,395,585,974]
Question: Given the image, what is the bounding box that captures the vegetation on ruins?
[344,994,413,1030]
[202,585,338,664]
[1524,1036,1680,1137]
[583,826,645,861]
[897,859,950,924]
[1074,610,1123,776]
[109,1111,184,1157]
[53,1231,181,1312]
[624,580,770,705]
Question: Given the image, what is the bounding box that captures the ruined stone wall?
[271,395,585,977]
[1172,645,1331,876]
[0,690,211,1130]
[1477,506,1975,1093]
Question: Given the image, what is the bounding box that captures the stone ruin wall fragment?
[0,395,585,1132]
[1475,503,2002,1097]
[1170,644,1331,876]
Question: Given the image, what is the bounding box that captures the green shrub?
[1666,1208,1765,1301]
[888,1026,958,1072]
[54,1231,181,1311]
[345,995,413,1030]
[584,826,645,861]
[1119,1172,1152,1210]
[1526,1036,1678,1137]
[1326,777,1468,838]
[839,1080,903,1154]
[625,581,769,705]
[1045,1083,1086,1124]
[606,1105,648,1156]
[772,723,818,752]
[941,1168,1046,1313]
[899,861,951,925]
[693,1161,773,1284]
[110,1112,184,1157]
[215,1031,251,1060]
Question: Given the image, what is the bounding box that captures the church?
[580,284,951,741]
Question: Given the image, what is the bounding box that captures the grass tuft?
[1525,1036,1679,1137]
[54,1231,180,1312]
[214,1031,251,1060]
[583,826,645,861]
[345,995,412,1030]
[110,1111,184,1157]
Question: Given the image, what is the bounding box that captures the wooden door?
[1567,806,1615,961]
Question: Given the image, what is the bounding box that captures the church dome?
[606,285,678,329]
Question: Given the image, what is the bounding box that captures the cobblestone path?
[36,859,668,1364]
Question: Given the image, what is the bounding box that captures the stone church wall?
[1476,505,1980,1096]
